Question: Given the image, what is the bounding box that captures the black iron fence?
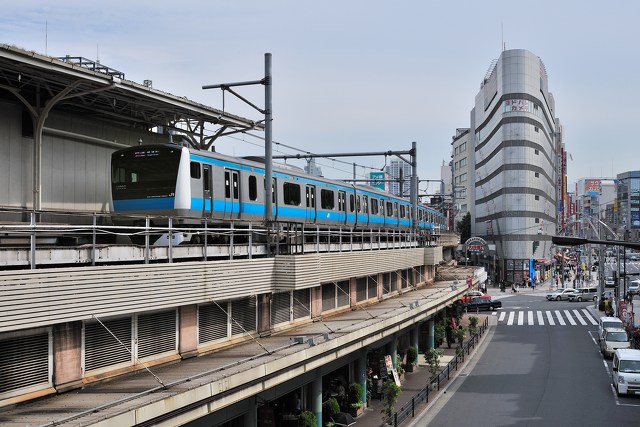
[381,316,490,427]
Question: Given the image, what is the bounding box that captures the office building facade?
[470,49,562,284]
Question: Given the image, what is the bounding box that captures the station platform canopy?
[0,44,263,150]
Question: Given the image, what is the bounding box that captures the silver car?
[546,288,578,301]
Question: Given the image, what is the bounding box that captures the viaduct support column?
[310,374,322,427]
[427,319,435,350]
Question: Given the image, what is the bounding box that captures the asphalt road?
[414,293,640,426]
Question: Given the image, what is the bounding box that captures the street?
[416,292,640,426]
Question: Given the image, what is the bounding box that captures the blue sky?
[2,1,638,192]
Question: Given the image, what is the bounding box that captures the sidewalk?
[352,276,611,427]
[353,314,490,427]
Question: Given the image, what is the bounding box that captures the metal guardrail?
[382,316,490,427]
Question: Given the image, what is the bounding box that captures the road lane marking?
[527,311,534,325]
[564,310,577,325]
[555,310,566,325]
[546,310,555,325]
[499,311,506,322]
[572,309,587,325]
[518,311,524,325]
[507,311,515,325]
[582,309,598,325]
[537,310,544,325]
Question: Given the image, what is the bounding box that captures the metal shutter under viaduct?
[84,317,132,372]
[138,310,177,359]
[0,332,50,396]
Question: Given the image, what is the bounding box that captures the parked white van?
[599,327,630,357]
[598,316,624,337]
[612,349,640,396]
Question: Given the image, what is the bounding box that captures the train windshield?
[111,146,182,199]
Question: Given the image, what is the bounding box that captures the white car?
[546,288,578,301]
[628,279,640,295]
[600,327,630,358]
[613,349,640,396]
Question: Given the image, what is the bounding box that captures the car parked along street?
[546,288,578,301]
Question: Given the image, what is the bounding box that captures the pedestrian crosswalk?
[496,308,598,326]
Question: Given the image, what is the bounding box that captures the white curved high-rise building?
[470,49,564,284]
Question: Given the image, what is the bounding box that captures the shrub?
[424,347,443,380]
[348,382,364,405]
[381,379,401,424]
[406,346,418,367]
[299,410,317,427]
[323,397,340,418]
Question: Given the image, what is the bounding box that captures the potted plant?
[323,397,340,423]
[434,318,446,347]
[453,326,466,356]
[469,316,479,336]
[424,347,443,382]
[395,353,405,379]
[405,346,418,372]
[298,410,316,427]
[381,379,401,425]
[348,382,365,417]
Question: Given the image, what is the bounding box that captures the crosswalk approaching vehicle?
[496,309,598,326]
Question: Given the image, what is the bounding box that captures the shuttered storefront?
[401,269,410,289]
[292,289,310,320]
[271,291,291,326]
[199,303,228,344]
[367,275,377,300]
[0,331,51,398]
[322,282,335,312]
[231,298,257,336]
[382,273,391,295]
[84,317,132,372]
[337,281,350,308]
[138,310,177,359]
[356,277,367,302]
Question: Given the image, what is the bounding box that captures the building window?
[534,149,539,155]
[535,195,539,200]
[535,172,540,178]
[535,127,539,133]
[535,218,540,223]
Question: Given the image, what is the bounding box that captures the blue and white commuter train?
[110,144,447,234]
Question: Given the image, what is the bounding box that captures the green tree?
[456,212,471,243]
[381,379,401,424]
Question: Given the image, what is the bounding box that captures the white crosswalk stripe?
[498,309,600,326]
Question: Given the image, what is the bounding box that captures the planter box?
[350,405,364,418]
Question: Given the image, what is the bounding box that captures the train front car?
[110,144,191,221]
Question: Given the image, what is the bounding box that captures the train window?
[232,172,239,199]
[283,182,301,206]
[272,179,276,203]
[224,171,231,198]
[400,205,406,218]
[350,194,355,212]
[394,202,398,217]
[190,162,201,179]
[320,189,334,210]
[371,199,378,215]
[363,196,368,214]
[386,202,393,217]
[249,176,258,201]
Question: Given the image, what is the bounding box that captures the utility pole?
[203,53,272,223]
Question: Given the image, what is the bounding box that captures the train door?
[271,178,278,219]
[202,165,213,217]
[338,191,347,225]
[305,185,316,223]
[362,195,369,226]
[223,169,240,220]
